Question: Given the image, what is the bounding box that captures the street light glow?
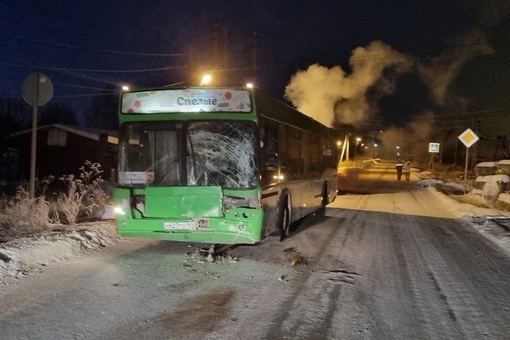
[200,74,212,86]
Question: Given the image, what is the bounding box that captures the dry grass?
[0,161,109,242]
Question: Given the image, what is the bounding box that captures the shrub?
[0,161,109,240]
[55,161,109,224]
[0,184,52,241]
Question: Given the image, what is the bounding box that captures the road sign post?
[458,128,479,193]
[21,73,53,198]
[428,142,440,170]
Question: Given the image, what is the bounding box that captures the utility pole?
[252,29,258,84]
[224,27,228,71]
[212,22,219,70]
[188,48,194,85]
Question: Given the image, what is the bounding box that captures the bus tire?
[321,182,329,207]
[278,194,291,241]
[315,182,329,217]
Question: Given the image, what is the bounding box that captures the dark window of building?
[47,129,67,146]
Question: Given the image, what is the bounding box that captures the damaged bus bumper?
[113,186,263,244]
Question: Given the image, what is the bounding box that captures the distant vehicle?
[113,87,338,244]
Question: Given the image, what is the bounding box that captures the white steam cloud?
[283,27,498,165]
[418,31,493,105]
[285,41,413,127]
[284,32,493,130]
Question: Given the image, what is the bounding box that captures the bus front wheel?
[278,195,291,241]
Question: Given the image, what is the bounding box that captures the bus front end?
[113,118,263,244]
[113,185,263,245]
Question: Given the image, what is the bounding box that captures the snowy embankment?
[0,207,120,289]
[418,178,510,256]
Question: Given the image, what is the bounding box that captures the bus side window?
[260,118,280,186]
[264,121,278,167]
[287,158,304,179]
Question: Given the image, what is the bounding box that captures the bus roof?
[119,86,335,135]
[253,90,335,135]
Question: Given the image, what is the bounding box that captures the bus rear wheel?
[314,182,329,217]
[279,195,291,241]
[321,182,329,207]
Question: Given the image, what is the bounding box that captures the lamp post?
[354,137,362,158]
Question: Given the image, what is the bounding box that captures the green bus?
[113,87,338,244]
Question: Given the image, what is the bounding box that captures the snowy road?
[1,161,510,339]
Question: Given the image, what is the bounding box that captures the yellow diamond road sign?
[458,128,479,148]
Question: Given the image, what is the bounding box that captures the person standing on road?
[396,159,403,181]
[404,160,411,181]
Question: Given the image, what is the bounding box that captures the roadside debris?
[185,245,239,264]
[283,246,309,266]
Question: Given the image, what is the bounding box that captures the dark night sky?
[1,0,510,138]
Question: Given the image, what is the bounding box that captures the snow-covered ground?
[418,178,510,255]
[1,182,510,291]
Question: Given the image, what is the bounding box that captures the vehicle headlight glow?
[114,199,129,215]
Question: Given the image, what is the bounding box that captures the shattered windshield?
[118,121,258,189]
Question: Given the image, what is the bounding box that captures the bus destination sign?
[122,89,252,114]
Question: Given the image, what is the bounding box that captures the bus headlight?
[223,196,260,210]
[114,199,129,215]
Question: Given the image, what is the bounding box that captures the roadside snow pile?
[418,179,469,193]
[0,221,119,285]
[418,178,445,187]
[472,174,509,201]
[500,193,510,204]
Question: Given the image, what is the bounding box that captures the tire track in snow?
[406,187,510,338]
[264,194,370,339]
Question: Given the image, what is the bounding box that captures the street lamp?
[200,74,212,86]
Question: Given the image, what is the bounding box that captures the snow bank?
[499,193,510,204]
[0,222,119,283]
[485,174,509,183]
[498,160,510,175]
[477,162,499,167]
[475,162,498,176]
[418,179,444,187]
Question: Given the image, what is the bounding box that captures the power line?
[0,33,186,57]
[45,64,187,74]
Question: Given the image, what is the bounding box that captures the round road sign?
[21,72,54,107]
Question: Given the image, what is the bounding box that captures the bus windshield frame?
[117,120,259,190]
